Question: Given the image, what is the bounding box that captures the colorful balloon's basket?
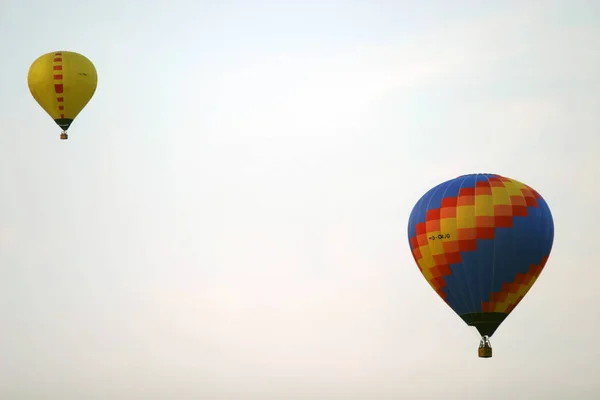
[478,335,492,358]
[478,346,492,358]
[60,132,68,140]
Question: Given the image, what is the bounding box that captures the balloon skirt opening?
[460,312,508,337]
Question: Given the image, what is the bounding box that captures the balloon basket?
[478,346,492,358]
[478,335,492,358]
[60,132,68,140]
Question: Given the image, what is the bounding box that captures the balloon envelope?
[407,173,554,337]
[27,51,97,133]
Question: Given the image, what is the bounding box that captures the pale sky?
[0,0,599,399]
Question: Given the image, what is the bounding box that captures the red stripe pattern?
[52,52,65,118]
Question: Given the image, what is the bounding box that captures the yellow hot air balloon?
[27,51,97,140]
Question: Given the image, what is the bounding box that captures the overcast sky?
[0,0,599,399]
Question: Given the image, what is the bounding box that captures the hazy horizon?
[1,0,599,399]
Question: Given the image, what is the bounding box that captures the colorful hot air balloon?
[407,173,554,358]
[27,51,97,140]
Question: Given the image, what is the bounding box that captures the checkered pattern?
[408,174,551,314]
[482,256,548,313]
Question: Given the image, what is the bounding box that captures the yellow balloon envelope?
[27,51,97,140]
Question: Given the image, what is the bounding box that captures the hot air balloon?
[407,173,554,358]
[27,51,97,140]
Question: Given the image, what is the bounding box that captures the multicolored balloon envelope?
[27,51,97,140]
[407,173,554,358]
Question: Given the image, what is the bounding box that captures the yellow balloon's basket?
[60,132,68,140]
